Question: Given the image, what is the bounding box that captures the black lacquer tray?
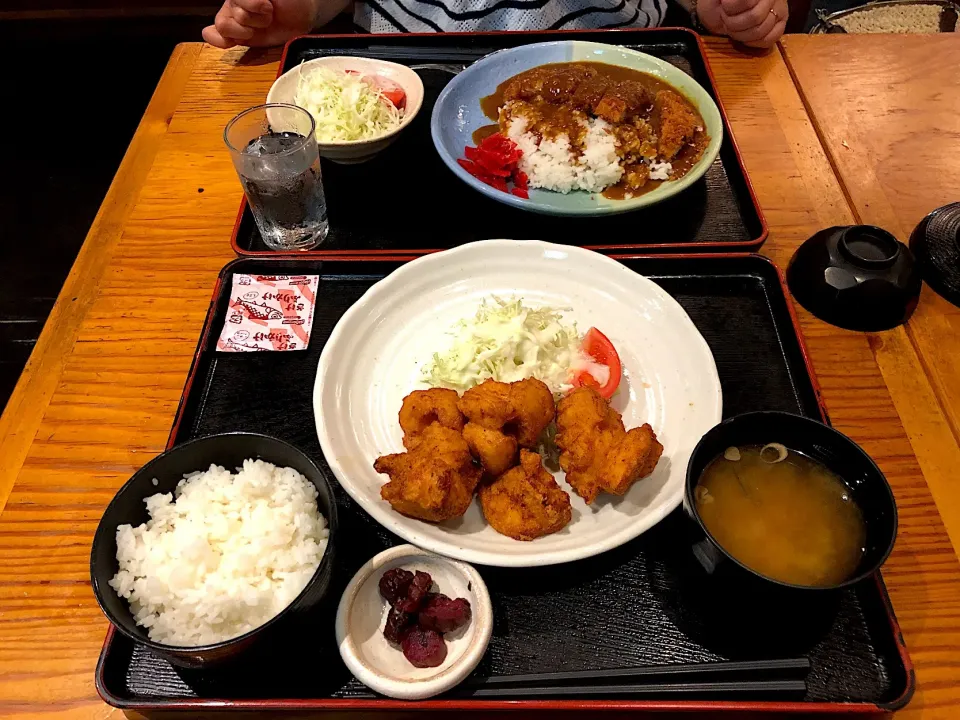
[232,29,767,257]
[96,255,912,713]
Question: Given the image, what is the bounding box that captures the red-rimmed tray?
[95,254,912,713]
[231,28,767,257]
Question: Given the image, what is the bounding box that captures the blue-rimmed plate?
[430,40,723,217]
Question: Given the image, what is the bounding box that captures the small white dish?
[335,544,492,700]
[267,56,424,164]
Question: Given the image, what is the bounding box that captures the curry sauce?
[477,61,709,198]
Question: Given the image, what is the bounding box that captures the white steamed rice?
[109,459,329,647]
[506,115,625,194]
[505,114,672,194]
[650,161,673,181]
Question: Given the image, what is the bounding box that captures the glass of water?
[224,104,329,251]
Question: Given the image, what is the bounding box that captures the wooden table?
[781,34,960,558]
[1,36,960,720]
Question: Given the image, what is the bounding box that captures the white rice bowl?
[108,459,329,647]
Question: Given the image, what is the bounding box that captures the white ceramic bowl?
[335,545,492,700]
[267,56,424,164]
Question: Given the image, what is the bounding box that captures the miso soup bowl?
[684,411,897,591]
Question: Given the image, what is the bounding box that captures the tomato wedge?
[360,74,406,109]
[572,327,622,399]
[378,85,406,109]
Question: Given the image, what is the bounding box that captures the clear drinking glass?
[224,104,329,251]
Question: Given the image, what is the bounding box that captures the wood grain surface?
[781,35,960,561]
[0,37,959,720]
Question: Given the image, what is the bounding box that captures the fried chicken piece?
[555,388,614,503]
[656,89,699,161]
[458,379,513,428]
[375,425,481,522]
[508,378,556,445]
[604,422,663,495]
[479,450,572,541]
[462,422,518,477]
[398,388,464,450]
[458,378,555,448]
[555,386,664,504]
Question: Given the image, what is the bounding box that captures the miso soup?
[695,444,866,587]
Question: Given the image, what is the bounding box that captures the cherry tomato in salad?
[345,70,406,109]
[369,76,406,109]
[572,327,622,399]
[379,86,406,109]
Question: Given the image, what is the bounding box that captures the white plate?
[314,240,722,567]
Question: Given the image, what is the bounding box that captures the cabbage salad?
[294,66,402,143]
[422,297,608,396]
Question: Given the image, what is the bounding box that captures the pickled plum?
[377,565,473,669]
[383,605,413,644]
[394,571,433,613]
[401,627,448,668]
[419,593,472,633]
[378,568,414,604]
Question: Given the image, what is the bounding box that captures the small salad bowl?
[268,56,424,164]
[335,544,493,700]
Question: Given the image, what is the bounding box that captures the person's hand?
[202,0,318,49]
[696,0,788,49]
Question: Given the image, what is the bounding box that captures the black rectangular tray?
[96,255,912,713]
[232,28,767,257]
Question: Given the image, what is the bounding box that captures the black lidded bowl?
[787,225,921,332]
[90,432,338,669]
[910,201,960,307]
[684,411,897,592]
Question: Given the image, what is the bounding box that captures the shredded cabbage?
[422,297,607,397]
[293,66,402,142]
